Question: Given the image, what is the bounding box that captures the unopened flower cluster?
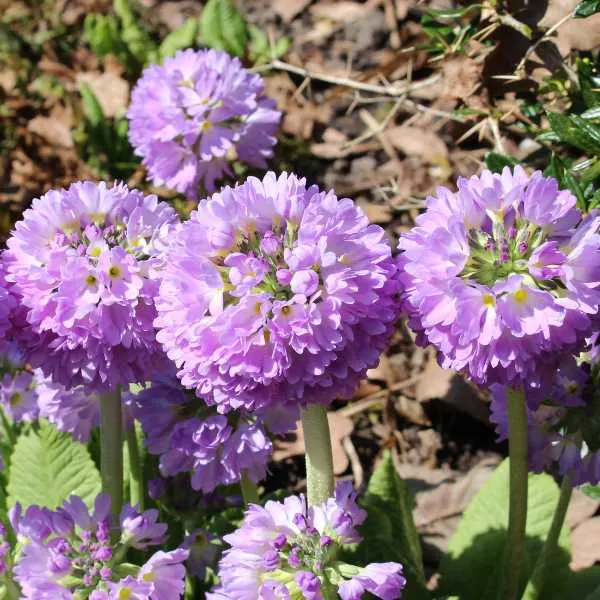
[10,493,187,599]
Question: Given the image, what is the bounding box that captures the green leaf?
[485,152,520,173]
[7,420,101,510]
[438,459,570,600]
[582,483,600,499]
[248,24,290,65]
[578,58,600,107]
[575,0,600,18]
[83,14,122,57]
[200,0,248,58]
[548,112,600,155]
[79,82,104,129]
[159,18,199,59]
[582,107,600,120]
[113,0,157,65]
[350,451,429,600]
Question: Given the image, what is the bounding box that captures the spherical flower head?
[213,482,402,599]
[130,376,291,493]
[6,181,178,391]
[155,172,400,411]
[127,49,281,199]
[399,166,600,387]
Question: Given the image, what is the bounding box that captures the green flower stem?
[99,387,123,526]
[4,576,20,600]
[301,404,334,506]
[522,475,573,600]
[501,387,529,600]
[240,471,260,506]
[126,424,144,511]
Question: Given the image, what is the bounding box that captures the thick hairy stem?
[522,475,573,600]
[100,387,123,525]
[301,404,334,506]
[500,387,529,600]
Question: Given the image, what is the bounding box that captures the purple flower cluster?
[0,344,40,423]
[130,376,295,493]
[155,171,400,412]
[127,49,281,199]
[11,493,187,599]
[0,342,130,441]
[399,167,600,387]
[211,481,405,599]
[5,181,178,391]
[490,357,600,485]
[0,260,17,348]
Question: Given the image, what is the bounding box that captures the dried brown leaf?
[357,200,392,224]
[416,359,490,425]
[28,107,73,148]
[77,72,130,118]
[566,489,599,529]
[310,1,370,23]
[272,0,312,23]
[571,517,600,571]
[273,412,354,475]
[386,126,448,163]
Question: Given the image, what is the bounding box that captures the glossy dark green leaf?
[574,0,600,18]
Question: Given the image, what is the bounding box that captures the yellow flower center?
[566,382,578,394]
[482,294,495,307]
[86,274,97,286]
[281,305,292,316]
[90,246,102,258]
[118,588,132,600]
[513,288,528,304]
[142,572,154,582]
[9,393,22,407]
[108,266,121,278]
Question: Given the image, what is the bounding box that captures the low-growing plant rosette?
[398,166,600,388]
[5,181,178,391]
[155,171,400,412]
[210,481,405,599]
[127,49,281,199]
